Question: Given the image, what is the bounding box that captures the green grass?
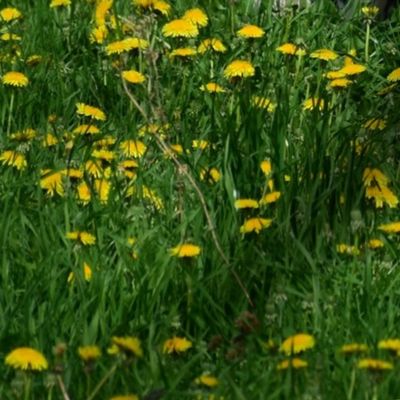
[0,0,400,398]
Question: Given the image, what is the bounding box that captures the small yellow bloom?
[74,124,100,135]
[10,128,37,142]
[237,24,265,38]
[50,0,71,7]
[94,178,111,203]
[252,96,277,112]
[361,6,380,18]
[276,43,305,56]
[378,221,400,234]
[280,333,315,355]
[303,97,325,111]
[336,244,360,256]
[277,358,308,370]
[162,19,199,38]
[170,47,197,58]
[105,37,149,55]
[367,239,384,249]
[120,140,147,158]
[378,339,400,352]
[200,82,226,93]
[240,218,272,234]
[2,71,29,87]
[92,149,115,162]
[40,170,64,196]
[163,337,192,354]
[340,343,369,354]
[133,0,154,7]
[260,160,272,176]
[235,199,259,209]
[76,103,106,121]
[328,78,352,89]
[68,262,93,283]
[259,191,281,205]
[66,231,96,245]
[0,33,22,41]
[153,1,171,16]
[325,70,346,80]
[182,8,208,27]
[358,358,393,370]
[365,186,398,208]
[0,150,27,170]
[121,70,146,84]
[310,48,338,61]
[200,167,221,183]
[363,168,389,187]
[78,345,102,362]
[363,118,386,130]
[85,160,103,178]
[387,67,400,82]
[0,7,22,22]
[198,38,227,53]
[43,133,58,147]
[90,25,108,44]
[5,348,48,371]
[224,60,255,79]
[195,374,219,387]
[338,64,367,76]
[77,182,91,204]
[192,140,209,150]
[170,243,201,258]
[112,336,143,357]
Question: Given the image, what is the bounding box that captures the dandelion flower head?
[280,333,315,355]
[162,19,199,38]
[5,347,48,371]
[2,71,29,87]
[163,336,192,354]
[182,8,208,27]
[237,24,265,38]
[224,60,255,79]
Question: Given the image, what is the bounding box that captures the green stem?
[365,22,371,62]
[24,373,32,400]
[86,363,118,400]
[7,92,14,137]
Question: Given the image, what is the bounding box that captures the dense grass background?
[0,0,399,398]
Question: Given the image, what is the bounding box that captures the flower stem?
[365,21,371,62]
[7,92,14,137]
[23,373,32,400]
[86,363,117,400]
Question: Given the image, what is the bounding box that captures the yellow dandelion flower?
[10,128,37,142]
[378,339,400,352]
[164,143,184,156]
[105,37,149,55]
[325,70,346,79]
[303,97,325,111]
[66,231,96,245]
[170,47,197,58]
[224,60,255,79]
[5,348,48,371]
[162,18,199,38]
[0,33,22,41]
[338,64,367,76]
[195,374,219,387]
[378,221,400,234]
[50,0,71,7]
[378,83,397,96]
[95,0,113,26]
[68,262,93,283]
[77,181,91,204]
[198,38,227,53]
[336,244,360,256]
[121,70,146,84]
[277,358,308,370]
[234,199,259,209]
[78,346,101,362]
[40,170,64,196]
[0,7,22,22]
[259,191,281,205]
[119,160,138,179]
[133,0,153,6]
[363,118,386,130]
[43,133,58,147]
[252,96,277,112]
[200,167,221,183]
[142,186,164,209]
[328,78,352,88]
[63,168,83,179]
[240,218,272,234]
[363,168,389,187]
[2,71,29,87]
[358,358,393,370]
[73,124,100,135]
[367,239,384,249]
[310,48,338,61]
[276,43,305,56]
[170,243,201,257]
[92,149,115,162]
[112,336,143,357]
[94,178,111,203]
[182,8,208,27]
[192,140,209,150]
[109,395,138,400]
[340,343,369,354]
[200,82,226,93]
[163,337,192,354]
[120,140,147,158]
[365,186,398,208]
[237,24,265,38]
[260,160,272,176]
[76,103,106,121]
[280,333,315,355]
[387,67,400,82]
[153,1,171,16]
[361,6,380,18]
[90,25,108,44]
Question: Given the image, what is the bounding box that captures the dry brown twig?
[120,51,254,308]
